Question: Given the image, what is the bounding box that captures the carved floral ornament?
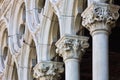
[55,35,89,60]
[33,61,64,80]
[81,3,120,30]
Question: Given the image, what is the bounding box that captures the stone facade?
[0,0,120,80]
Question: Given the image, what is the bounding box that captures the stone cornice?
[33,61,64,80]
[55,34,89,61]
[81,3,120,35]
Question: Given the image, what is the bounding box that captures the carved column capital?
[55,34,89,61]
[81,3,120,35]
[33,61,64,80]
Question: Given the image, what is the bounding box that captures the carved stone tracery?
[8,3,26,55]
[49,0,64,16]
[33,61,64,80]
[55,35,89,61]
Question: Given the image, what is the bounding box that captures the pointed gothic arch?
[28,39,37,80]
[8,2,26,54]
[48,12,61,61]
[0,22,8,75]
[11,63,18,80]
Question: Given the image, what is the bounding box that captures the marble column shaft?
[81,3,120,80]
[55,34,89,80]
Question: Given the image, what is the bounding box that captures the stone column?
[55,34,89,80]
[81,3,120,80]
[33,61,64,80]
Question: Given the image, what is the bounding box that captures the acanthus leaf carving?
[55,34,89,61]
[81,2,120,31]
[33,61,64,80]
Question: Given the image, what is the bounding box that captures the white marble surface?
[65,59,80,80]
[93,32,109,80]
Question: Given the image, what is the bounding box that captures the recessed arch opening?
[2,29,8,47]
[11,63,18,80]
[49,12,61,61]
[22,4,26,23]
[3,47,8,62]
[28,40,37,80]
[18,3,26,32]
[19,24,25,39]
[16,3,26,48]
[48,12,65,80]
[36,0,45,13]
[1,28,9,68]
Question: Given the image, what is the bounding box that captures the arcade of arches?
[0,0,120,80]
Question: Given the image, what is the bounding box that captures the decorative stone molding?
[49,0,64,16]
[8,2,26,55]
[26,0,46,33]
[81,3,120,34]
[55,34,89,61]
[33,61,64,80]
[0,0,11,17]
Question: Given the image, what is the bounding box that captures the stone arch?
[34,8,60,62]
[2,47,8,65]
[48,12,65,80]
[48,12,61,61]
[37,0,45,13]
[0,27,16,80]
[1,29,8,48]
[49,0,80,36]
[25,0,46,33]
[1,48,14,80]
[0,18,9,45]
[28,40,37,80]
[8,1,27,55]
[19,24,25,39]
[31,11,64,79]
[0,23,8,74]
[0,17,9,79]
[11,63,18,80]
[2,29,8,66]
[74,0,87,35]
[25,1,56,62]
[3,47,8,60]
[17,31,38,80]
